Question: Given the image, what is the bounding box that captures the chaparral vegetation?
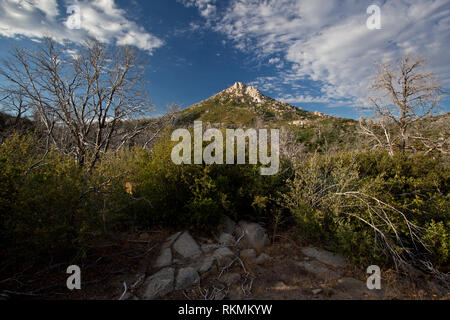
[0,38,448,298]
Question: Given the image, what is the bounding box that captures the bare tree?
[0,37,152,172]
[279,126,305,166]
[360,55,444,155]
[0,88,30,125]
[114,103,180,150]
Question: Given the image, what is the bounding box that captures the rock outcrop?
[136,218,380,301]
[140,217,273,299]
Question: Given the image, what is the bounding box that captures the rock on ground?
[301,247,347,268]
[296,260,341,281]
[213,247,235,266]
[163,231,182,248]
[198,255,215,273]
[175,267,200,291]
[172,232,202,259]
[237,221,270,252]
[143,267,175,299]
[154,247,172,268]
[218,232,234,245]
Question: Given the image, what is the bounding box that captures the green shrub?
[0,134,134,266]
[0,134,85,264]
[282,150,450,268]
[126,132,287,233]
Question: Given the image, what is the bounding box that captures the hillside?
[176,82,360,151]
[1,83,448,301]
[178,82,330,126]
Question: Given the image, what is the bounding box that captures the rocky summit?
[214,82,268,104]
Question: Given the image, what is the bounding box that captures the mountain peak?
[222,81,265,103]
[182,81,313,126]
[232,81,245,89]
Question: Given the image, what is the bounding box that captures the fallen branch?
[118,281,128,300]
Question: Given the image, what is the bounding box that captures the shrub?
[0,134,134,267]
[0,134,85,265]
[282,150,449,268]
[126,131,287,233]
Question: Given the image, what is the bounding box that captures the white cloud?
[268,57,284,69]
[268,57,280,64]
[277,94,331,104]
[0,0,164,53]
[179,0,216,19]
[186,0,450,106]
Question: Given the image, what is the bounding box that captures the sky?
[0,0,449,119]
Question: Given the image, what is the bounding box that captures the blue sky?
[0,0,449,119]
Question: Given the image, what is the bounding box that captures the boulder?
[301,247,347,268]
[198,255,215,273]
[172,232,202,259]
[163,231,182,248]
[213,247,235,266]
[218,232,235,245]
[237,221,270,251]
[154,247,172,268]
[175,267,200,290]
[143,267,174,299]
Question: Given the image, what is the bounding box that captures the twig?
[119,281,128,300]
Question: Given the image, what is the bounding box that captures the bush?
[282,150,450,268]
[126,131,287,233]
[0,134,134,266]
[0,134,85,265]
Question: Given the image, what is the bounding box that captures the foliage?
[126,131,287,232]
[0,134,84,264]
[0,134,133,266]
[281,150,449,267]
[0,126,448,274]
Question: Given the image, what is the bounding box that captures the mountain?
[178,82,329,126]
[173,82,366,152]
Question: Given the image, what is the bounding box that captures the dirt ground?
[1,228,448,300]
